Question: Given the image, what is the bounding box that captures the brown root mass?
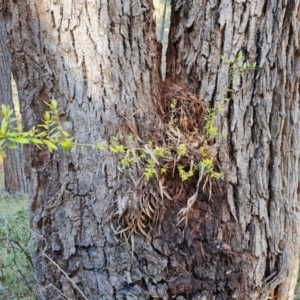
[111,84,225,240]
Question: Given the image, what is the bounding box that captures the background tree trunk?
[166,0,300,299]
[0,13,25,193]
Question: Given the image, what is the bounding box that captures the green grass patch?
[295,265,300,299]
[0,168,37,300]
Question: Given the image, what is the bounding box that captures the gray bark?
[1,0,300,299]
[2,1,165,299]
[0,12,25,193]
[167,0,300,299]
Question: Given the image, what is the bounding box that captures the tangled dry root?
[111,84,223,240]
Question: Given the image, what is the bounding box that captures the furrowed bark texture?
[0,13,25,193]
[3,0,300,299]
[2,1,170,299]
[167,0,300,299]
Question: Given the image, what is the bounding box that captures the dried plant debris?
[109,83,224,240]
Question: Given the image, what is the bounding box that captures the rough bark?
[166,0,300,299]
[3,1,167,299]
[0,12,25,193]
[2,0,300,299]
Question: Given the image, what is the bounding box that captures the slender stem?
[8,240,37,299]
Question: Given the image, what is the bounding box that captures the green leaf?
[7,109,13,118]
[120,157,132,168]
[50,100,58,110]
[236,51,243,63]
[22,131,34,137]
[8,132,20,137]
[35,131,48,138]
[44,111,51,121]
[0,138,6,146]
[44,100,57,110]
[7,143,18,149]
[49,132,61,139]
[1,118,8,134]
[29,138,43,144]
[59,139,73,151]
[38,124,49,129]
[177,165,194,181]
[109,144,125,154]
[61,130,69,137]
[49,126,58,133]
[1,105,11,117]
[143,167,156,180]
[0,149,6,157]
[11,137,30,144]
[177,144,187,157]
[43,140,58,152]
[0,105,6,116]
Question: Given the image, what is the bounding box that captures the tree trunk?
[2,0,300,299]
[2,1,166,299]
[166,0,300,299]
[0,12,25,193]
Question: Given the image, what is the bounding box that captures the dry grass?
[161,84,207,133]
[111,84,224,240]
